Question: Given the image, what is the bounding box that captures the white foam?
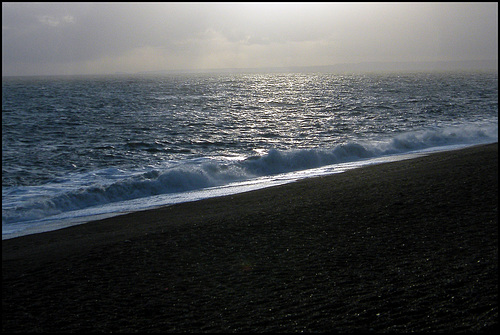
[2,150,427,239]
[2,122,497,239]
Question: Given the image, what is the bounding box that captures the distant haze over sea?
[137,60,498,76]
[3,60,496,78]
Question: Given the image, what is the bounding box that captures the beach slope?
[2,143,498,332]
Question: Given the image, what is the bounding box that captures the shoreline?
[3,143,498,332]
[1,143,487,241]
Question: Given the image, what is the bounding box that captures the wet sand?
[2,143,498,332]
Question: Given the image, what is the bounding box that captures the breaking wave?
[2,122,497,227]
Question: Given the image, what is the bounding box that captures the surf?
[3,122,497,238]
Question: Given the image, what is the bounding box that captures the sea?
[2,71,498,239]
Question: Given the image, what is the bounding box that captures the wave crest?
[3,123,497,225]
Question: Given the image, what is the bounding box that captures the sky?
[2,2,498,76]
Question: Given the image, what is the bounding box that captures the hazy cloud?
[2,2,498,76]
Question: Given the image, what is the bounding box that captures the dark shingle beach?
[3,143,497,332]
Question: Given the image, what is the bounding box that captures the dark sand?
[3,143,498,333]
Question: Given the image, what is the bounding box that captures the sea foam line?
[2,123,498,233]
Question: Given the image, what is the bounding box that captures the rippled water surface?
[2,72,498,237]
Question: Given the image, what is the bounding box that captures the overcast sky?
[2,2,498,76]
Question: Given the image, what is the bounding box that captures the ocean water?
[2,71,498,239]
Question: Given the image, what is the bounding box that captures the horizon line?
[2,59,498,78]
